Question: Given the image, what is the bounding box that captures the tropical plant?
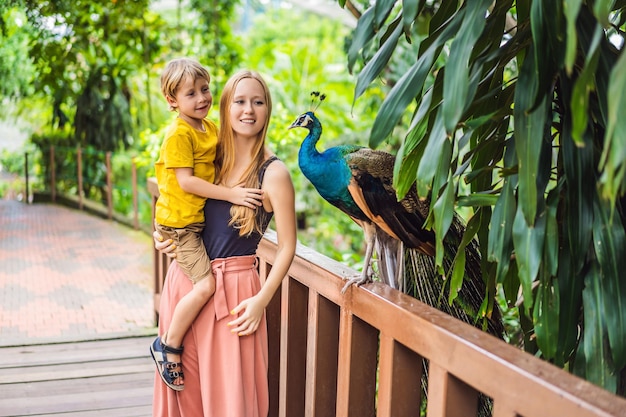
[335,0,626,394]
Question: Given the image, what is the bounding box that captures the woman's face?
[229,78,268,140]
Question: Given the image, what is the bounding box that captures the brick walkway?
[0,200,155,346]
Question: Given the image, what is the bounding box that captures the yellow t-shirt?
[155,117,218,228]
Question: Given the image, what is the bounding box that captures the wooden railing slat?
[377,334,423,417]
[278,277,308,417]
[336,305,355,417]
[337,311,379,417]
[305,291,340,417]
[264,261,281,417]
[427,362,479,417]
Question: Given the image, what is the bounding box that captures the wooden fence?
[24,145,145,231]
[148,178,626,417]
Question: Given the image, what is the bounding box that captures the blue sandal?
[150,335,184,391]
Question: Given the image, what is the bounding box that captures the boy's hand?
[229,187,264,208]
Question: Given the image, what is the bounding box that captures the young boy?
[150,58,262,391]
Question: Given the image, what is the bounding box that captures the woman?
[152,69,297,417]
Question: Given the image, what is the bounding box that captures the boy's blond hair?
[160,58,211,111]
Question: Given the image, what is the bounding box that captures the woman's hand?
[227,295,265,336]
[153,231,177,258]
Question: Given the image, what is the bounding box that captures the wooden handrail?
[148,177,626,417]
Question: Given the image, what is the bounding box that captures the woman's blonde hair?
[160,58,211,111]
[215,70,272,236]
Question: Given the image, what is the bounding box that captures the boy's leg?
[153,223,214,388]
[159,273,215,387]
[165,274,216,349]
[162,222,213,350]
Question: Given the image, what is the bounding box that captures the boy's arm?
[175,168,263,208]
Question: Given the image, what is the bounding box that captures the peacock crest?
[309,91,326,111]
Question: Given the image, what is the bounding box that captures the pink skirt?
[152,255,269,417]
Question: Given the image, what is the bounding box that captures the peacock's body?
[290,111,504,339]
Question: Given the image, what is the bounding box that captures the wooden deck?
[0,336,155,417]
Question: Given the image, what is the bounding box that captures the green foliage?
[187,0,244,89]
[0,148,26,175]
[21,0,159,138]
[0,6,34,100]
[337,0,626,393]
[0,0,244,225]
[74,49,134,152]
[7,0,169,201]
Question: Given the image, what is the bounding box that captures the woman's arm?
[256,160,297,305]
[228,160,297,336]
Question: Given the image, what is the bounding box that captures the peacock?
[289,107,504,339]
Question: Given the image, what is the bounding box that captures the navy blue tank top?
[202,156,277,259]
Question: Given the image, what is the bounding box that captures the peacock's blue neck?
[296,122,369,222]
[298,125,324,175]
[299,124,321,153]
[298,127,352,199]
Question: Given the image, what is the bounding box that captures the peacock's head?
[289,91,325,131]
[288,111,319,131]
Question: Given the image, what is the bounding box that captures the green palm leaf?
[512,204,546,315]
[593,196,626,369]
[370,10,463,146]
[599,48,626,204]
[354,17,403,101]
[513,47,546,226]
[442,0,491,134]
[581,265,618,392]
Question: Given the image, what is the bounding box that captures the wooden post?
[50,146,56,202]
[106,151,112,220]
[77,146,83,210]
[24,152,29,204]
[132,158,139,230]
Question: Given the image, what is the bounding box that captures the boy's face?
[168,76,212,124]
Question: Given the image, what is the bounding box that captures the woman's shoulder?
[263,156,289,176]
[260,156,291,186]
[260,156,294,213]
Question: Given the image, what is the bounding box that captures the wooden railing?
[25,146,148,231]
[148,178,626,417]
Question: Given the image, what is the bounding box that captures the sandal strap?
[165,362,184,378]
[161,339,184,355]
